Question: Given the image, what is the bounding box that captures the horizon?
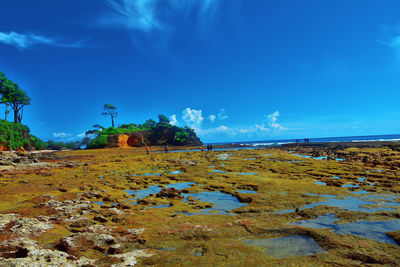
[1,0,400,143]
[209,133,400,145]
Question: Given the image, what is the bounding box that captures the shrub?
[30,135,47,150]
[87,135,109,149]
[0,119,30,150]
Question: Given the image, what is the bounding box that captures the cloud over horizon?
[0,31,86,50]
[175,108,288,141]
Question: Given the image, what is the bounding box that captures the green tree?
[0,72,31,123]
[102,104,117,128]
[144,119,156,127]
[0,72,12,120]
[158,114,170,124]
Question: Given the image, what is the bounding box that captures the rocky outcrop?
[106,126,202,148]
[108,131,149,148]
[0,151,41,167]
[149,125,202,146]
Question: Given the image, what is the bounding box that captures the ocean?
[211,134,400,147]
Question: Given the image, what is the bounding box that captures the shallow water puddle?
[181,191,248,215]
[273,193,400,213]
[314,181,327,186]
[302,194,399,212]
[125,182,195,200]
[341,184,360,188]
[146,204,171,209]
[170,171,183,174]
[293,154,312,159]
[242,235,326,258]
[141,172,163,176]
[291,214,400,245]
[237,172,258,176]
[217,153,232,160]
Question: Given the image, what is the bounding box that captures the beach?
[0,143,399,266]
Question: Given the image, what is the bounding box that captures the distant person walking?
[164,144,168,154]
[145,144,150,155]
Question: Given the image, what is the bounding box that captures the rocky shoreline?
[0,144,399,265]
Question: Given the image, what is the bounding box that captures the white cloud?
[378,24,400,60]
[217,108,229,120]
[101,0,221,33]
[53,132,71,139]
[169,114,178,126]
[182,107,203,130]
[52,132,88,141]
[0,31,86,50]
[208,115,216,122]
[380,36,400,48]
[76,132,86,139]
[254,123,270,132]
[267,111,286,130]
[216,125,228,132]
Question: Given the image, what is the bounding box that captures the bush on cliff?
[30,135,48,150]
[0,119,31,150]
[86,134,109,149]
[85,115,202,149]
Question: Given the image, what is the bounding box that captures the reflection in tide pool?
[125,182,195,200]
[182,191,248,215]
[242,235,326,258]
[291,214,400,245]
[273,193,400,213]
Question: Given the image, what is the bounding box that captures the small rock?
[93,216,108,223]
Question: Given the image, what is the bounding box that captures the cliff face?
[106,127,202,148]
[107,131,150,148]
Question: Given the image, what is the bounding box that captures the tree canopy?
[0,72,31,123]
[102,104,117,128]
[158,114,170,124]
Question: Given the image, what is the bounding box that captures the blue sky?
[1,0,400,143]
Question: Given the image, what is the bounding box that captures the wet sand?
[0,144,400,266]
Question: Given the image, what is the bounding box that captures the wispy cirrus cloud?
[0,31,87,50]
[100,0,221,33]
[378,24,400,51]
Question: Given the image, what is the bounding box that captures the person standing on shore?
[164,144,168,154]
[145,144,150,155]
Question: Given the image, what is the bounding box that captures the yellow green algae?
[0,146,400,266]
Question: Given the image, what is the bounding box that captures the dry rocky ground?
[0,144,399,266]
